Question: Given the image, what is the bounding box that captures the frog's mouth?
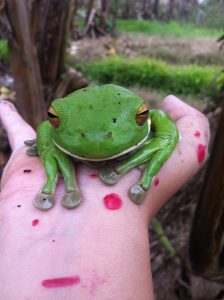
[53,119,151,162]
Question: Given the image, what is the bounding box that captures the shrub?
[0,39,9,64]
[117,20,222,38]
[76,56,222,96]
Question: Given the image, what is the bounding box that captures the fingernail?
[0,99,16,111]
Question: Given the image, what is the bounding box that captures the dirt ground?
[69,33,224,66]
[1,33,224,299]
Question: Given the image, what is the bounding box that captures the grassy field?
[72,18,223,102]
[117,20,222,38]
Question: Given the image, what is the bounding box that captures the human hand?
[0,96,209,299]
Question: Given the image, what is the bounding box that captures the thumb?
[0,100,36,152]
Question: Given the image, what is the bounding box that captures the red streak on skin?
[197,144,206,164]
[103,193,122,210]
[32,219,39,226]
[154,177,160,186]
[89,173,98,178]
[42,276,80,288]
[194,130,201,137]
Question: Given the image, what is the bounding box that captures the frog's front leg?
[100,110,179,204]
[34,148,82,210]
[33,121,82,210]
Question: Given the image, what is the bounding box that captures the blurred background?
[0,1,224,299]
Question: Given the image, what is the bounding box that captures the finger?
[160,94,210,142]
[0,100,36,151]
[160,95,203,122]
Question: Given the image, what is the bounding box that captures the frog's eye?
[136,103,149,126]
[48,106,60,128]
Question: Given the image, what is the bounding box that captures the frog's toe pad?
[26,146,38,157]
[24,139,36,147]
[99,166,120,185]
[61,190,82,209]
[33,193,55,210]
[129,185,147,205]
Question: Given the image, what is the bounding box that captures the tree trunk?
[142,0,152,19]
[99,0,107,30]
[152,0,160,18]
[166,0,177,21]
[1,0,88,128]
[189,103,224,282]
[5,0,45,128]
[31,0,71,86]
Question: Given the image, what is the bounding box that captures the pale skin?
[0,96,209,300]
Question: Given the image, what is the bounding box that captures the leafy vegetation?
[0,39,9,64]
[117,20,222,38]
[76,56,222,96]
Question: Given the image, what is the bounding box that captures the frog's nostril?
[80,132,85,138]
[107,132,113,138]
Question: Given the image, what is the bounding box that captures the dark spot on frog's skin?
[23,169,31,173]
[89,105,93,109]
[113,118,117,123]
[107,132,113,138]
[118,102,121,105]
[81,132,85,138]
[118,93,120,95]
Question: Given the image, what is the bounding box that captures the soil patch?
[69,33,224,66]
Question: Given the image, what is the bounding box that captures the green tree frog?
[26,84,179,210]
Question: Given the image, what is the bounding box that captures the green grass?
[117,20,222,38]
[76,56,223,96]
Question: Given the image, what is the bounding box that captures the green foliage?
[117,19,222,37]
[76,56,223,96]
[193,2,224,29]
[0,39,9,64]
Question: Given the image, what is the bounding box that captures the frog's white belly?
[53,120,151,162]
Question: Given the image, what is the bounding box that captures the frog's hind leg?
[33,153,58,210]
[54,152,82,209]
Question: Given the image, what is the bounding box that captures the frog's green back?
[51,84,149,159]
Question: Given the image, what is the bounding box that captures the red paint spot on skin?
[194,130,201,137]
[197,144,206,164]
[32,219,39,226]
[42,276,80,288]
[103,193,122,210]
[89,172,98,178]
[154,177,160,186]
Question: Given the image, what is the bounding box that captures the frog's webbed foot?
[129,184,147,205]
[33,192,55,211]
[61,189,82,209]
[99,166,121,185]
